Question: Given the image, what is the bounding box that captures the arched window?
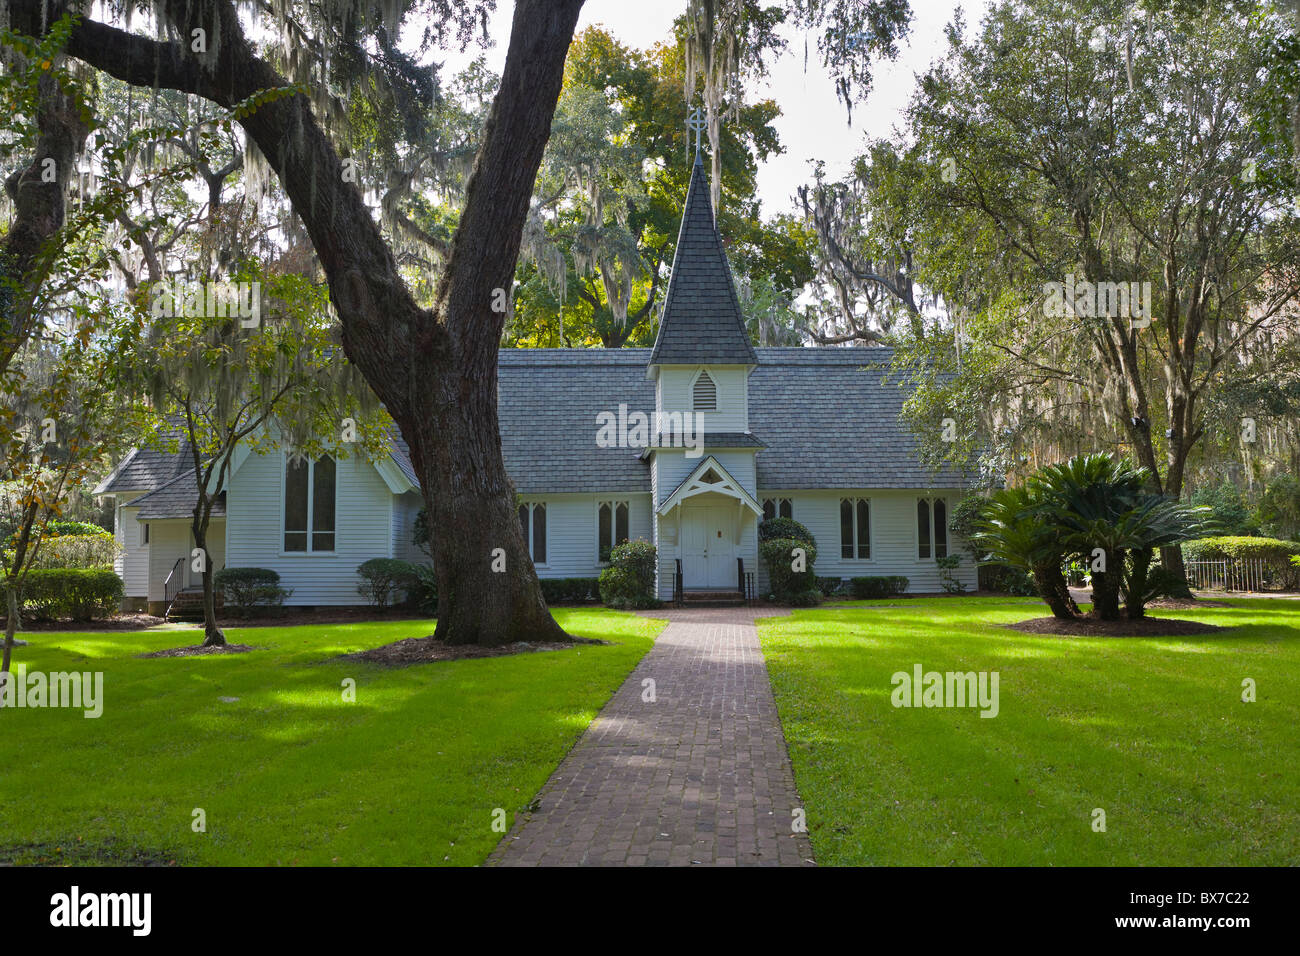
[693,370,717,411]
[917,499,931,559]
[284,455,336,552]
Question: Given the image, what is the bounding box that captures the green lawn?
[759,596,1300,866]
[0,610,662,866]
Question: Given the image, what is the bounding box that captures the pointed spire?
[648,155,757,367]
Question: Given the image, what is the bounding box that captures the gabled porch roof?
[657,456,763,517]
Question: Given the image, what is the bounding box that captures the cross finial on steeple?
[688,106,707,164]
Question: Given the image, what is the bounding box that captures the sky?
[440,0,993,217]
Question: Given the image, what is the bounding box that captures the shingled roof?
[499,349,654,495]
[496,347,971,493]
[94,429,194,495]
[647,157,757,367]
[130,470,226,520]
[747,348,973,489]
[98,348,970,503]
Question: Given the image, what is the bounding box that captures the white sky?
[441,0,992,216]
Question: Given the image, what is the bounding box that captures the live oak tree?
[0,17,89,380]
[8,0,909,646]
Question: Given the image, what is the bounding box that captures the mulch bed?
[1007,615,1230,637]
[336,634,607,668]
[138,643,257,658]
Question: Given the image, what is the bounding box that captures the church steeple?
[647,154,757,369]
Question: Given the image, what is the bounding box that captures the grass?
[758,596,1300,866]
[0,609,662,866]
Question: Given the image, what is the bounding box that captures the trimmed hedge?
[540,577,600,605]
[214,567,292,615]
[28,534,121,570]
[849,575,910,599]
[760,537,820,605]
[599,540,659,609]
[3,569,123,621]
[758,517,816,548]
[1183,536,1300,589]
[816,576,846,597]
[356,558,422,608]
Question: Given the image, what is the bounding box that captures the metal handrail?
[162,556,186,617]
[674,558,683,606]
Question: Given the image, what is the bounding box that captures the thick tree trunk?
[13,0,587,647]
[1125,548,1153,619]
[1090,550,1125,621]
[1032,563,1079,620]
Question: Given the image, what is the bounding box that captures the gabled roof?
[657,455,763,516]
[747,348,974,489]
[130,470,226,520]
[497,346,973,493]
[499,349,654,495]
[647,158,757,368]
[94,429,194,495]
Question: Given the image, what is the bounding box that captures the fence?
[1184,558,1271,593]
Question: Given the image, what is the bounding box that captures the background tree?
[115,264,384,646]
[510,26,813,350]
[2,309,147,681]
[864,0,1300,589]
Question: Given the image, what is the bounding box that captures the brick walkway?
[488,606,815,866]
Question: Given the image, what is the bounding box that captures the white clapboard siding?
[515,493,652,579]
[390,491,428,565]
[656,366,749,432]
[145,519,226,602]
[115,495,150,598]
[753,489,977,594]
[225,449,395,605]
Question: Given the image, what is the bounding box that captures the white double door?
[681,501,736,589]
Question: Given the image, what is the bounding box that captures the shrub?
[410,564,438,615]
[214,567,292,615]
[44,520,112,538]
[4,520,111,553]
[356,558,422,608]
[936,554,965,593]
[760,537,818,604]
[3,569,123,621]
[1183,536,1300,590]
[540,577,600,605]
[28,534,122,570]
[950,492,988,561]
[758,517,816,548]
[785,588,823,607]
[849,575,910,599]
[980,564,1037,595]
[815,575,846,597]
[599,540,658,609]
[1189,482,1259,536]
